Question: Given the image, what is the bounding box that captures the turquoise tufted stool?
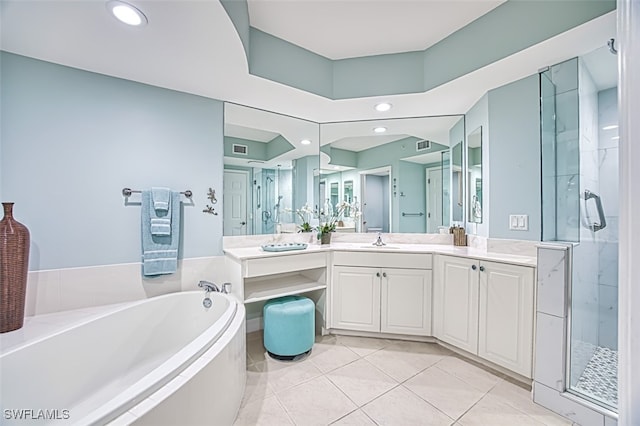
[263,295,315,360]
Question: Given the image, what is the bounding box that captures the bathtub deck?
[0,304,128,355]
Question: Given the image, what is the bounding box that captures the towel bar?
[122,188,193,199]
[402,212,424,217]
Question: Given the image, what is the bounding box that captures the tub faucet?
[372,232,386,246]
[198,280,219,292]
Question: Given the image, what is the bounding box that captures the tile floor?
[235,333,575,426]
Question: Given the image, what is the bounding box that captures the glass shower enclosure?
[540,47,619,411]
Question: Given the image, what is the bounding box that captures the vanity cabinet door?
[433,255,479,354]
[381,268,431,336]
[331,266,381,332]
[478,261,535,378]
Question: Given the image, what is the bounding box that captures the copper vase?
[0,202,30,333]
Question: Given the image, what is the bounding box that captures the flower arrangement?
[317,201,349,240]
[294,203,315,233]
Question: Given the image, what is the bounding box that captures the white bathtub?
[0,291,246,425]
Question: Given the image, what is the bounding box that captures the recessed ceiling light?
[107,0,148,26]
[373,127,387,133]
[602,125,618,130]
[374,102,392,112]
[300,139,311,145]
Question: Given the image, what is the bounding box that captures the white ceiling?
[248,0,505,60]
[0,1,616,123]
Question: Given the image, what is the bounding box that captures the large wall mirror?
[319,115,464,234]
[223,103,319,235]
[467,126,483,223]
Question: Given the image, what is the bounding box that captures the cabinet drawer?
[333,251,432,269]
[244,252,326,278]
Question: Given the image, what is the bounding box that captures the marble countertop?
[224,242,537,267]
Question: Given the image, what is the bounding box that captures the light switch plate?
[509,214,529,230]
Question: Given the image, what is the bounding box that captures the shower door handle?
[256,186,261,209]
[583,190,607,232]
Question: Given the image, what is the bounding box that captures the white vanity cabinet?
[433,256,479,353]
[331,266,381,332]
[433,254,535,378]
[330,252,432,336]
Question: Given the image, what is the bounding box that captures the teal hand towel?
[149,187,171,235]
[141,190,180,276]
[150,218,171,236]
[150,187,172,236]
[151,187,171,211]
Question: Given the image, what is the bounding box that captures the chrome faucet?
[198,280,219,292]
[372,232,386,246]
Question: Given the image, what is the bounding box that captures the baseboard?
[246,317,263,334]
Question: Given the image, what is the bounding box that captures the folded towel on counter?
[141,190,181,276]
[151,187,171,211]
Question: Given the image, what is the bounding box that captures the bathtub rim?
[1,291,240,426]
[77,291,239,426]
[110,301,247,425]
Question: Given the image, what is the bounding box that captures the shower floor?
[573,346,618,408]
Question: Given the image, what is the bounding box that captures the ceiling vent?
[232,144,248,155]
[416,140,431,152]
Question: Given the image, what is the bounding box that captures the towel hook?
[203,205,218,215]
[207,188,217,204]
[203,187,218,215]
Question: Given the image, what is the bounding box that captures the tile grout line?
[452,380,500,422]
[271,390,298,426]
[398,373,457,424]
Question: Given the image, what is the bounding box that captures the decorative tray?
[261,243,308,252]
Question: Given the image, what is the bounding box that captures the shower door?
[540,50,619,411]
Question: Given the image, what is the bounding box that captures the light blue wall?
[219,0,250,58]
[292,155,318,212]
[398,160,426,233]
[1,53,224,271]
[224,136,267,160]
[249,28,333,98]
[334,52,424,98]
[357,138,448,170]
[223,0,614,99]
[487,74,541,240]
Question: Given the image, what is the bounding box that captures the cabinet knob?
[376,272,381,277]
[471,264,477,271]
[382,272,387,278]
[479,265,485,272]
